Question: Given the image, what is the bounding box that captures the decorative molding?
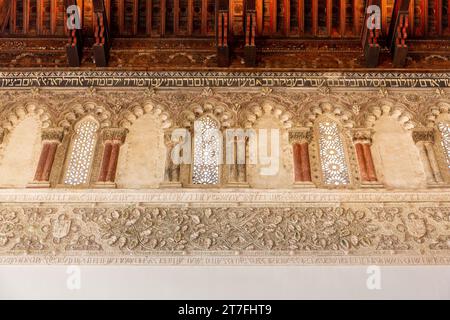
[0,195,449,265]
[0,72,449,89]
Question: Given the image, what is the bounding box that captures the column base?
[94,182,117,189]
[293,181,316,188]
[159,181,182,188]
[27,181,50,188]
[225,182,250,188]
[360,181,384,188]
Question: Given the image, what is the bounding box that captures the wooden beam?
[118,0,125,34]
[422,0,429,35]
[435,0,443,35]
[270,0,276,33]
[65,0,84,67]
[312,0,318,35]
[353,0,361,35]
[0,0,11,33]
[201,0,208,34]
[37,0,44,34]
[361,0,382,67]
[244,0,257,66]
[216,0,230,67]
[23,0,30,34]
[146,0,152,34]
[284,0,289,35]
[133,0,139,35]
[408,0,414,36]
[50,0,57,34]
[174,0,180,34]
[161,0,166,35]
[188,0,193,34]
[339,0,346,36]
[256,0,262,34]
[387,0,411,67]
[326,0,332,36]
[297,0,304,35]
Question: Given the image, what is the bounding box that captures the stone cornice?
[0,71,449,88]
[0,189,450,203]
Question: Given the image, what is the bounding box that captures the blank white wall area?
[1,266,450,299]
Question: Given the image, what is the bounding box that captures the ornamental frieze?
[0,191,450,265]
[0,71,450,88]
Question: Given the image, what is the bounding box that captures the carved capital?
[41,128,64,143]
[352,129,374,144]
[289,128,312,144]
[412,129,435,144]
[102,128,128,144]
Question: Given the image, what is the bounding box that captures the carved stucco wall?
[372,115,427,189]
[0,116,42,187]
[116,113,165,188]
[0,78,450,265]
[247,113,293,189]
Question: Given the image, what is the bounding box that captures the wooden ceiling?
[1,0,450,37]
[0,0,449,70]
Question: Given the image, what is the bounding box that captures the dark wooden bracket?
[387,0,411,67]
[92,0,111,67]
[65,0,83,67]
[361,0,381,68]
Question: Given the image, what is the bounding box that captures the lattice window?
[318,121,350,185]
[438,122,450,168]
[64,119,99,186]
[192,116,220,184]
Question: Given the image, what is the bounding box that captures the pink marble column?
[29,128,64,187]
[96,128,127,186]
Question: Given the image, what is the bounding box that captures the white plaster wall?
[247,114,293,188]
[116,114,165,188]
[0,266,449,299]
[0,116,41,187]
[372,115,427,189]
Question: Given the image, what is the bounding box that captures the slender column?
[34,143,50,182]
[236,135,248,184]
[299,142,312,182]
[98,142,112,182]
[413,129,444,185]
[424,142,443,183]
[96,128,127,187]
[416,141,435,184]
[352,129,381,186]
[160,130,182,187]
[225,133,249,187]
[289,129,313,187]
[42,142,58,181]
[105,142,120,182]
[28,128,64,188]
[293,143,303,182]
[354,143,368,182]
